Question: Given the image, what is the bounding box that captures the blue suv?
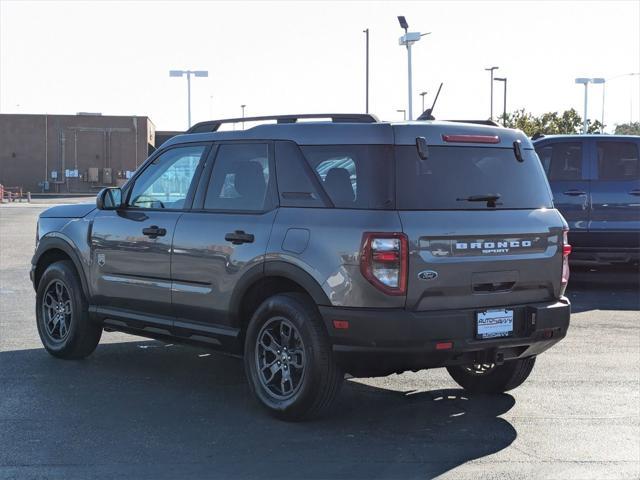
[533,135,640,266]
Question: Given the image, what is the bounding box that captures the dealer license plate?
[476,309,514,339]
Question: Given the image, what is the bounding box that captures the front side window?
[597,141,639,180]
[535,142,583,181]
[129,145,205,209]
[204,143,272,211]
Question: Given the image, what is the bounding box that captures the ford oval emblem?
[418,270,438,281]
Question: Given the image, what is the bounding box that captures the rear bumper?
[571,246,639,265]
[319,298,570,376]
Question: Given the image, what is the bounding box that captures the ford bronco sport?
[31,113,571,420]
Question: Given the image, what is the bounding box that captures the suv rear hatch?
[395,138,566,312]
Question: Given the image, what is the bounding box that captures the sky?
[1,0,639,133]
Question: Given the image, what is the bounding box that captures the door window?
[204,143,273,211]
[596,142,639,180]
[129,145,205,209]
[535,142,583,181]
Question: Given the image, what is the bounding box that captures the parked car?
[31,114,571,420]
[533,135,640,266]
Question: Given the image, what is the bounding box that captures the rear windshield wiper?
[456,194,501,207]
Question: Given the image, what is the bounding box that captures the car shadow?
[567,265,639,313]
[0,340,517,479]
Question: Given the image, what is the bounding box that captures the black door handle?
[142,225,167,238]
[629,189,640,196]
[225,230,255,245]
[563,190,587,196]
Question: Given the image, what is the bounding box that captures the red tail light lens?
[561,229,571,294]
[360,232,408,296]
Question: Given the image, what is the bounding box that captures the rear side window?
[597,141,639,180]
[300,145,394,209]
[275,141,325,208]
[204,143,274,211]
[396,146,553,210]
[535,142,583,180]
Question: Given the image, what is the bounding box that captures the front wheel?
[446,357,536,394]
[35,260,102,359]
[244,293,343,421]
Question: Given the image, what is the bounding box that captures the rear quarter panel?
[267,208,404,308]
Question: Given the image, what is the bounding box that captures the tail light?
[560,228,571,295]
[360,232,408,296]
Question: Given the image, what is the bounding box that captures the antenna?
[417,82,443,120]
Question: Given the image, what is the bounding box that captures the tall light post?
[241,104,247,129]
[484,66,499,120]
[602,73,640,131]
[494,77,507,126]
[396,109,407,120]
[419,91,428,113]
[169,69,209,128]
[363,28,370,113]
[575,77,605,134]
[397,16,429,121]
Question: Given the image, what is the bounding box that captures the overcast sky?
[1,0,639,132]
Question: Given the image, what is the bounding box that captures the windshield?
[395,146,553,210]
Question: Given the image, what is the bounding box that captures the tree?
[614,122,640,135]
[500,108,604,136]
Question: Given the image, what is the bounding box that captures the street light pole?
[396,109,406,120]
[485,66,499,120]
[363,28,369,113]
[575,77,605,134]
[494,77,507,126]
[419,91,428,113]
[169,69,209,129]
[397,16,429,121]
[241,104,246,130]
[187,74,192,127]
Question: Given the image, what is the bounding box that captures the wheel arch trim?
[228,260,331,328]
[32,234,91,300]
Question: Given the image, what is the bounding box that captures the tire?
[35,260,102,359]
[244,293,343,421]
[446,356,536,394]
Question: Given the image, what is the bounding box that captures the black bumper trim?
[319,299,570,374]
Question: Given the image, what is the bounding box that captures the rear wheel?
[36,260,102,359]
[446,357,536,394]
[244,293,343,421]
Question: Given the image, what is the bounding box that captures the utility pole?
[363,28,369,113]
[485,66,499,120]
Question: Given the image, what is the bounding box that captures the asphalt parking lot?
[0,201,639,480]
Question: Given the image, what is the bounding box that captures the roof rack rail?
[187,113,379,134]
[445,119,501,127]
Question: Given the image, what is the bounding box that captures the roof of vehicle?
[161,114,533,150]
[532,134,640,143]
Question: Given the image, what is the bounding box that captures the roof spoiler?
[187,113,379,134]
[444,120,501,127]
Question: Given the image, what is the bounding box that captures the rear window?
[300,145,394,209]
[396,146,553,210]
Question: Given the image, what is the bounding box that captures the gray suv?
[31,113,571,420]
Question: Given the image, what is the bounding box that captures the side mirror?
[416,136,429,160]
[96,187,123,210]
